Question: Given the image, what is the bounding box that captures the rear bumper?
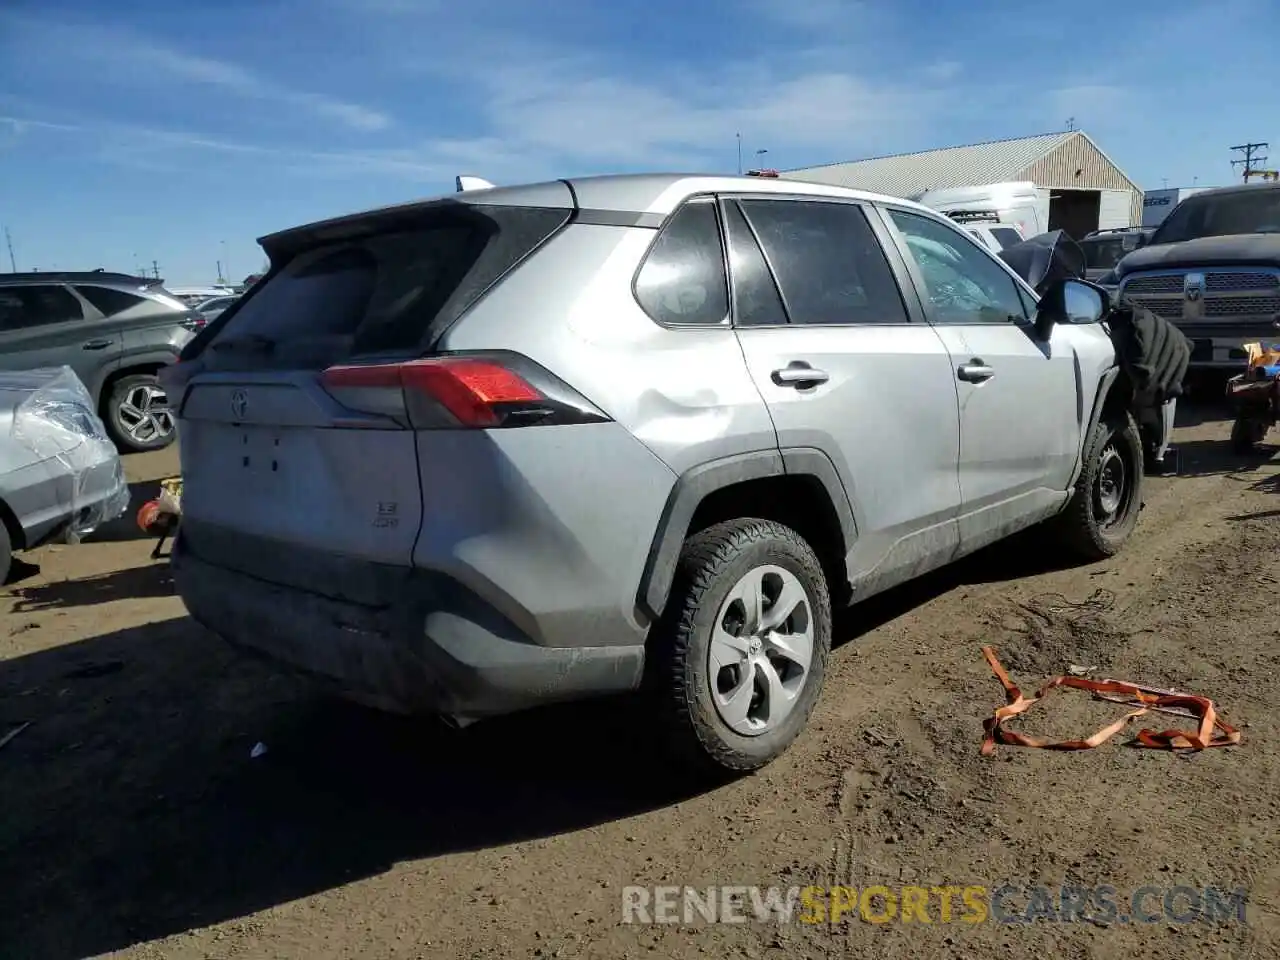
[171,533,646,719]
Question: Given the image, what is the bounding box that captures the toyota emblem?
[230,389,248,420]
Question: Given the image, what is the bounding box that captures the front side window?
[889,211,1028,324]
[634,199,729,327]
[0,285,84,330]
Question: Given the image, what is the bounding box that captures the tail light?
[320,353,610,429]
[181,313,207,333]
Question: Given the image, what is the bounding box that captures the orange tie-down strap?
[980,646,1241,756]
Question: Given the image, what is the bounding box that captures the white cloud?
[924,61,963,83]
[414,34,944,174]
[0,13,392,132]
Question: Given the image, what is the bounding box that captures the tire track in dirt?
[7,423,1280,960]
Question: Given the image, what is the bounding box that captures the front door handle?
[957,360,995,383]
[771,363,830,388]
[82,339,113,350]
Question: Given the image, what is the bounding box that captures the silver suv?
[166,174,1140,773]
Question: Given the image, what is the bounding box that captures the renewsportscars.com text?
[621,884,1248,926]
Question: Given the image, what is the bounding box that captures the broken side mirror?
[1035,278,1110,340]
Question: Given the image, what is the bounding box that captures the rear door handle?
[82,339,113,350]
[957,360,995,383]
[771,363,830,388]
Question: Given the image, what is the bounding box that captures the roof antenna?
[456,175,496,192]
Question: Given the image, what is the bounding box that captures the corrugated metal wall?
[1018,134,1142,228]
[1020,135,1128,189]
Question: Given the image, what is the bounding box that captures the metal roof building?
[786,131,1144,236]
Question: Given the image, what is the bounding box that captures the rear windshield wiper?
[212,333,276,354]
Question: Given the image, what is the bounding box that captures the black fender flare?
[1068,365,1122,489]
[636,447,858,620]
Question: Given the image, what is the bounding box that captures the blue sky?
[1,0,1275,284]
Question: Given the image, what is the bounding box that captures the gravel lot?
[2,398,1277,960]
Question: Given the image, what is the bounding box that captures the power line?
[1230,141,1269,181]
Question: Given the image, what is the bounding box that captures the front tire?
[1052,411,1145,561]
[650,518,832,775]
[105,374,176,453]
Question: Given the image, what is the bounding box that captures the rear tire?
[1051,412,1145,562]
[649,518,832,775]
[105,374,176,453]
[0,521,12,587]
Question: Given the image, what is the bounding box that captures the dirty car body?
[0,366,130,581]
[165,173,1149,770]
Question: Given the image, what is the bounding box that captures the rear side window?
[0,284,83,330]
[634,199,729,326]
[77,285,147,317]
[738,199,909,325]
[992,228,1023,250]
[201,205,569,369]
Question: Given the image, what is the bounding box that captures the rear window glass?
[200,205,568,369]
[77,285,147,317]
[992,228,1023,250]
[1081,238,1126,269]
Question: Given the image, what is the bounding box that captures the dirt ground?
[2,397,1279,960]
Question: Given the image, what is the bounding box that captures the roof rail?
[0,270,162,286]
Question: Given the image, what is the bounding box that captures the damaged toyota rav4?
[164,174,1188,774]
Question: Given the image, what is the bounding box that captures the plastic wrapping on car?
[6,366,130,543]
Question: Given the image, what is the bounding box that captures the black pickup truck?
[1113,182,1280,369]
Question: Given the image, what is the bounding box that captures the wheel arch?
[97,360,171,417]
[1067,364,1125,490]
[637,448,858,620]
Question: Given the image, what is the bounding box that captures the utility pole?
[216,259,225,284]
[736,133,742,175]
[152,259,160,280]
[1231,141,1269,182]
[3,226,15,272]
[1066,117,1076,132]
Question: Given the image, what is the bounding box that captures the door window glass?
[0,285,84,330]
[890,210,1029,324]
[738,199,909,325]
